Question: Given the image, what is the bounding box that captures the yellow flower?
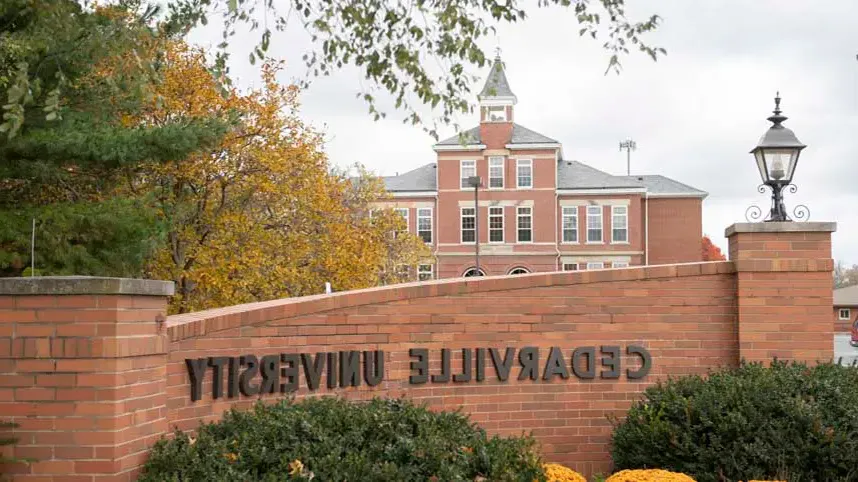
[288,459,304,476]
[542,463,587,482]
[223,452,237,463]
[606,469,696,482]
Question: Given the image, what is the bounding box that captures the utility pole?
[619,138,637,176]
[30,218,35,276]
[468,175,482,276]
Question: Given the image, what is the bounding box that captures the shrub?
[140,396,545,481]
[605,469,695,482]
[543,463,586,482]
[610,360,858,482]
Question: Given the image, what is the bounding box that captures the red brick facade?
[379,59,707,279]
[0,222,836,481]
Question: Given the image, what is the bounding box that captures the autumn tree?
[0,0,226,277]
[127,44,429,313]
[702,235,726,261]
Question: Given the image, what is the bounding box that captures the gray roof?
[835,285,858,306]
[381,160,706,197]
[620,175,708,197]
[479,56,515,99]
[382,163,437,192]
[557,161,644,190]
[436,123,557,147]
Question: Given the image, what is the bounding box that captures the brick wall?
[0,222,837,481]
[834,305,857,333]
[647,197,703,265]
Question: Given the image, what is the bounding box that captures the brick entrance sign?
[0,222,836,480]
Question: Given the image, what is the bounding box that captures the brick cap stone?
[0,276,175,296]
[725,221,837,237]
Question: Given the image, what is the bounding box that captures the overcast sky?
[187,0,858,264]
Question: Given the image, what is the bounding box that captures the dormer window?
[487,106,507,122]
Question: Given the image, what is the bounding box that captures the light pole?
[467,175,482,276]
[746,92,808,222]
[619,138,636,176]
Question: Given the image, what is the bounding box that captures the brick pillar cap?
[0,276,175,296]
[725,221,837,237]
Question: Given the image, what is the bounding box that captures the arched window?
[463,267,486,277]
[508,267,530,275]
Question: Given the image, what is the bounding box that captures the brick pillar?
[0,277,173,481]
[727,222,836,364]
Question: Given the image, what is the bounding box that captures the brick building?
[834,284,858,333]
[377,55,707,280]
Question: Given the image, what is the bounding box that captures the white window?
[562,263,579,272]
[612,262,629,268]
[489,206,504,243]
[586,205,603,243]
[488,157,504,188]
[461,207,476,243]
[516,159,532,188]
[508,267,530,275]
[417,208,432,244]
[487,105,507,122]
[418,264,433,281]
[393,208,409,238]
[516,206,532,243]
[586,262,605,270]
[460,160,476,189]
[839,308,851,320]
[463,267,486,277]
[612,206,628,243]
[562,206,578,243]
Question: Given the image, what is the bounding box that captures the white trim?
[458,199,534,208]
[389,191,438,198]
[460,206,476,244]
[417,207,433,245]
[561,263,579,272]
[459,159,477,190]
[394,208,409,233]
[417,263,434,281]
[647,192,708,199]
[839,308,851,321]
[644,192,649,265]
[507,267,531,275]
[557,188,646,195]
[437,242,555,247]
[585,205,603,244]
[488,206,504,244]
[462,267,488,277]
[433,144,486,152]
[488,156,505,189]
[479,97,516,106]
[506,143,561,150]
[558,251,641,257]
[561,206,579,244]
[559,198,631,207]
[586,262,605,270]
[561,255,632,264]
[516,206,533,243]
[516,159,533,189]
[611,205,629,244]
[438,251,561,257]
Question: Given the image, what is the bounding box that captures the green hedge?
[140,397,544,481]
[610,360,858,482]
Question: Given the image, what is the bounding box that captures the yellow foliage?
[121,42,430,313]
[542,463,587,482]
[606,469,696,482]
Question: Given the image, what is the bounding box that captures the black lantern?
[748,93,807,222]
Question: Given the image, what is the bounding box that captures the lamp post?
[746,92,808,222]
[467,175,482,276]
[619,138,636,176]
